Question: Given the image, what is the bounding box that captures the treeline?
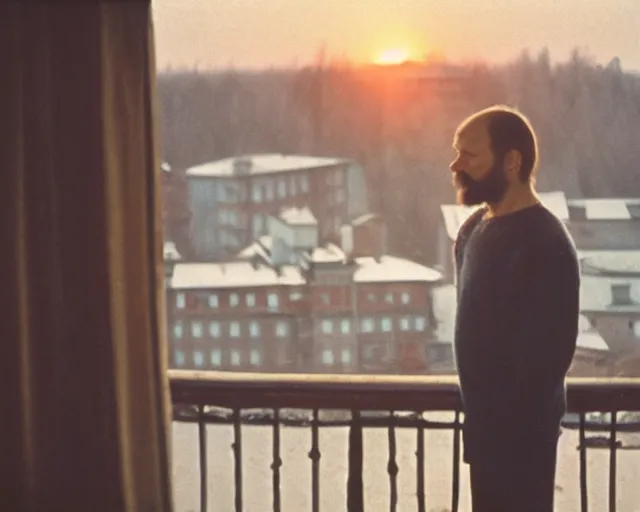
[158,49,640,264]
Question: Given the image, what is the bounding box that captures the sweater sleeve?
[507,239,581,399]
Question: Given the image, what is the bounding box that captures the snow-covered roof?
[353,255,443,284]
[579,250,640,275]
[170,261,305,289]
[237,236,273,260]
[440,191,569,241]
[309,244,346,264]
[186,154,348,177]
[432,284,610,351]
[280,206,317,226]
[568,198,640,220]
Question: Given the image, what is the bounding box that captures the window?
[322,349,334,365]
[230,293,239,307]
[230,321,241,338]
[191,321,203,338]
[210,349,222,367]
[415,316,427,331]
[300,174,309,193]
[250,349,261,366]
[193,351,205,368]
[385,292,394,304]
[633,321,640,338]
[290,291,303,301]
[381,317,393,332]
[252,183,263,202]
[367,293,376,302]
[268,292,279,309]
[173,321,183,339]
[174,350,185,367]
[341,348,351,364]
[289,175,297,195]
[246,293,256,307]
[401,292,410,305]
[209,321,220,338]
[361,317,375,333]
[250,321,260,338]
[341,318,351,334]
[400,317,411,331]
[276,321,289,337]
[321,319,334,334]
[321,293,330,305]
[208,294,219,308]
[611,284,632,305]
[278,178,287,198]
[265,181,274,201]
[231,350,241,366]
[176,293,185,309]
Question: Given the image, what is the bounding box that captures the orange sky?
[152,0,640,70]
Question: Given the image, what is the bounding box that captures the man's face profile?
[450,121,509,206]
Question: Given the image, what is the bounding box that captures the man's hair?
[456,105,539,182]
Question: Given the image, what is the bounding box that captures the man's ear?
[503,149,522,179]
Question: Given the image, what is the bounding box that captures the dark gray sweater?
[453,203,580,462]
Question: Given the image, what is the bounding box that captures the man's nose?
[449,158,460,173]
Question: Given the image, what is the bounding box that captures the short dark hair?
[457,105,539,182]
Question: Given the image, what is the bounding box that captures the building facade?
[186,154,368,259]
[165,212,444,374]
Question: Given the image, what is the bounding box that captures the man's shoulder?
[456,206,487,241]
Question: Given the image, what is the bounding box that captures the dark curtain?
[0,3,173,511]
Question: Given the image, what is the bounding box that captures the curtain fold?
[0,3,172,511]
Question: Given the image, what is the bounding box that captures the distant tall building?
[185,154,368,259]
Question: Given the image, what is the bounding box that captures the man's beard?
[454,161,509,206]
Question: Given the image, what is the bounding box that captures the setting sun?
[375,48,410,65]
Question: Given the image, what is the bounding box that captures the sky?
[152,0,640,71]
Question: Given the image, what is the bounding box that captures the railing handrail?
[169,370,640,412]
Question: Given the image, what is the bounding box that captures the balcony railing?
[170,371,640,512]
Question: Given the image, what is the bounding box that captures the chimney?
[232,156,253,175]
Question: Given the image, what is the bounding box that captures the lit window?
[415,316,427,331]
[321,319,334,334]
[193,351,205,368]
[276,321,289,337]
[231,350,241,366]
[381,317,393,332]
[268,292,279,309]
[230,322,240,338]
[322,349,334,365]
[361,317,375,333]
[401,292,410,304]
[400,317,411,331]
[230,293,239,307]
[385,293,394,304]
[209,321,220,338]
[176,293,186,309]
[341,348,351,364]
[246,293,256,307]
[191,321,203,338]
[173,322,183,339]
[250,349,261,366]
[174,350,185,367]
[208,294,219,308]
[250,321,260,338]
[210,349,221,367]
[341,318,351,334]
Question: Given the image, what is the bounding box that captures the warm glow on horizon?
[374,48,411,65]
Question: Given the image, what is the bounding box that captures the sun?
[375,48,410,65]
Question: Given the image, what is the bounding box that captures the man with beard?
[450,105,580,511]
